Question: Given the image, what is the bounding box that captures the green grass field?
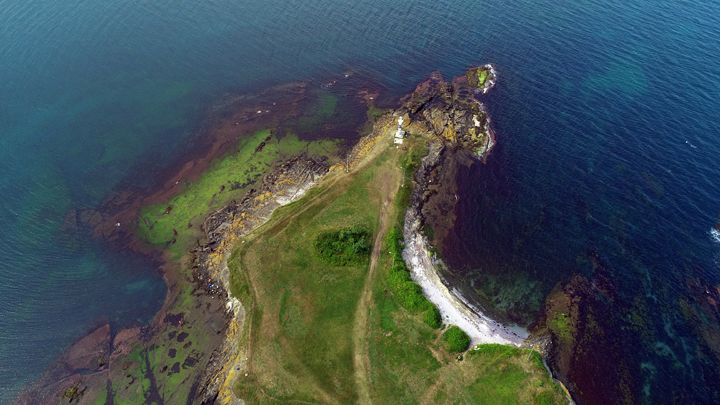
[230,149,391,402]
[228,137,568,404]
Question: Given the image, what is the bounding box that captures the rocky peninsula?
[19,67,569,404]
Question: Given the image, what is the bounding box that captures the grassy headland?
[226,132,567,403]
[43,72,568,405]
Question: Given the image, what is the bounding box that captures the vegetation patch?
[385,226,441,328]
[314,226,372,265]
[443,325,471,352]
[466,66,491,88]
[549,312,573,341]
[137,130,338,257]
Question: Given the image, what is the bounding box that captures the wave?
[710,227,720,244]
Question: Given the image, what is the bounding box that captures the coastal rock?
[399,66,497,158]
[63,323,111,371]
[464,64,497,93]
[540,252,641,404]
[15,323,111,405]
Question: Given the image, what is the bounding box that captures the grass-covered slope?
[228,137,567,404]
[229,149,393,402]
[97,130,341,405]
[138,130,338,257]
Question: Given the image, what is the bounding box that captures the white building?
[393,116,405,144]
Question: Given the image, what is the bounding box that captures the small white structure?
[393,116,406,145]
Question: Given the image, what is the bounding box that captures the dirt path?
[239,185,344,404]
[238,170,373,404]
[352,155,401,405]
[235,131,394,404]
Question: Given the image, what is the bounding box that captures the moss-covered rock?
[398,66,497,159]
[465,65,494,90]
[62,384,84,403]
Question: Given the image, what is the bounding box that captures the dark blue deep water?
[1,0,718,402]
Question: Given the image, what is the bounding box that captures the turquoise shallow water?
[1,0,719,402]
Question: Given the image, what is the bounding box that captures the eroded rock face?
[398,67,496,158]
[392,66,500,266]
[190,155,329,298]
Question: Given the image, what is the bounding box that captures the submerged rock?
[15,323,111,404]
[538,252,644,404]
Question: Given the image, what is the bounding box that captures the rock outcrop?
[398,66,497,158]
[397,66,528,345]
[394,66,500,270]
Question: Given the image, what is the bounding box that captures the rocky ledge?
[398,65,497,158]
[186,154,330,403]
[190,155,330,298]
[392,66,528,345]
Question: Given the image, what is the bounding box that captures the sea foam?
[710,227,720,244]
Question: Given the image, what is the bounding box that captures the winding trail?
[231,128,394,404]
[239,180,346,404]
[352,153,401,405]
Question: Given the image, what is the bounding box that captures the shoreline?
[395,63,527,347]
[402,142,527,346]
[17,73,379,404]
[18,65,559,403]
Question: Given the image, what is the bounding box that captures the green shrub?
[422,304,442,329]
[384,226,441,329]
[314,227,371,266]
[443,325,470,352]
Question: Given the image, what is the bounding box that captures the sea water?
[1,0,719,402]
